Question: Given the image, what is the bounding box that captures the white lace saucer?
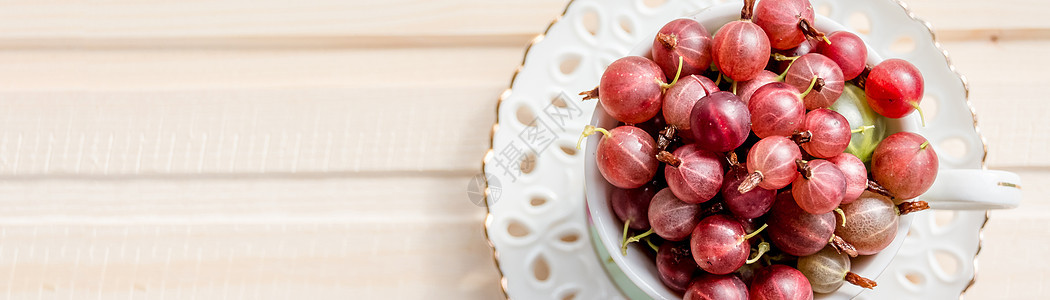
[483,0,989,299]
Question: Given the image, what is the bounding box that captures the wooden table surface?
[0,0,1044,299]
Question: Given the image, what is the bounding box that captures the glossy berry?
[684,273,749,300]
[798,108,852,158]
[767,191,837,256]
[871,132,938,200]
[652,19,714,80]
[663,75,718,131]
[748,82,806,138]
[588,126,659,189]
[792,159,847,214]
[736,70,779,105]
[663,144,724,204]
[593,56,666,124]
[649,188,702,241]
[657,242,699,293]
[835,196,899,255]
[817,31,868,80]
[690,214,754,275]
[712,0,770,81]
[690,91,752,152]
[740,136,802,192]
[865,59,925,119]
[722,164,776,219]
[826,153,867,204]
[753,0,816,50]
[750,264,814,300]
[785,53,845,110]
[611,182,659,230]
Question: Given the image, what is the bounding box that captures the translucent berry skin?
[690,214,750,275]
[767,191,836,256]
[750,265,814,300]
[797,246,851,294]
[665,144,724,204]
[792,159,847,214]
[737,70,779,105]
[785,53,845,110]
[652,19,714,80]
[826,153,867,204]
[871,132,939,200]
[748,82,805,138]
[753,0,815,50]
[816,31,868,80]
[800,109,852,159]
[657,242,699,293]
[598,56,666,124]
[713,21,771,81]
[690,91,752,152]
[595,126,659,189]
[828,84,887,162]
[610,182,659,230]
[865,58,925,119]
[746,136,802,190]
[835,196,899,255]
[664,75,717,131]
[649,188,702,241]
[722,166,776,219]
[684,273,749,300]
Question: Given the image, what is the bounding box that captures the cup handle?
[920,169,1021,210]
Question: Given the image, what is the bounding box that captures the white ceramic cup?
[584,3,1021,300]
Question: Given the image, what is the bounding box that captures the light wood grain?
[0,0,1043,299]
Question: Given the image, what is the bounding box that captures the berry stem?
[620,219,631,252]
[800,75,820,98]
[576,125,611,149]
[909,101,927,127]
[659,56,685,91]
[845,272,878,289]
[741,0,757,20]
[798,18,829,44]
[897,201,931,215]
[657,33,678,49]
[726,151,740,167]
[796,159,813,179]
[621,228,655,256]
[580,86,599,100]
[866,179,895,199]
[791,130,813,144]
[851,125,875,134]
[830,235,859,257]
[741,223,769,242]
[745,242,771,264]
[656,150,682,168]
[834,208,847,227]
[645,236,660,253]
[738,171,764,193]
[657,125,678,152]
[775,54,800,82]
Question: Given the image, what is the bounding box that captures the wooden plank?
[0,38,1042,175]
[0,0,1045,48]
[0,175,501,297]
[0,222,501,299]
[0,176,485,222]
[962,170,1050,299]
[943,39,1050,168]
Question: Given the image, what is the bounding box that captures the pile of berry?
[577,0,937,298]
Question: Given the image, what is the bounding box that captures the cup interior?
[585,3,920,299]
